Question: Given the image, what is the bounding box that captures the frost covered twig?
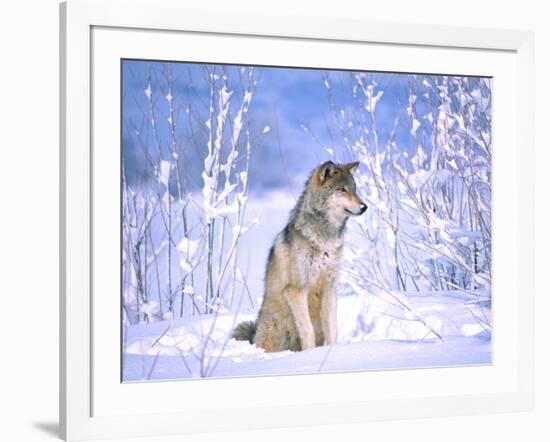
[122,63,263,325]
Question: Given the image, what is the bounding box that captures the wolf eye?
[338,188,347,193]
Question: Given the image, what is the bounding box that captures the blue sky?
[122,60,487,196]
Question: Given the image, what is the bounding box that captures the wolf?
[233,161,367,352]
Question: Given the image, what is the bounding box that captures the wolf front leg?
[320,281,337,345]
[284,286,315,350]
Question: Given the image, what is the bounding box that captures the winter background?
[121,60,492,381]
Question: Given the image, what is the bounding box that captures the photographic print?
[121,60,492,382]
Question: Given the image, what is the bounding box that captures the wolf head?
[313,160,367,219]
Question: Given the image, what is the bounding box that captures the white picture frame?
[60,0,534,440]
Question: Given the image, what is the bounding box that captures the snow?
[182,285,194,295]
[366,89,384,113]
[411,118,421,136]
[159,160,171,186]
[144,83,152,99]
[176,237,199,259]
[123,290,491,381]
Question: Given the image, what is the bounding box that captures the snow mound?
[341,290,489,343]
[123,290,491,381]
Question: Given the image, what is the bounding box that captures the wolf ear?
[318,161,336,183]
[343,161,360,174]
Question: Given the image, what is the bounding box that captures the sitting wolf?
[233,161,367,352]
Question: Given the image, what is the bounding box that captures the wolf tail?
[232,320,256,344]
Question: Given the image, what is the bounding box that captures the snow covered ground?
[122,290,491,382]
